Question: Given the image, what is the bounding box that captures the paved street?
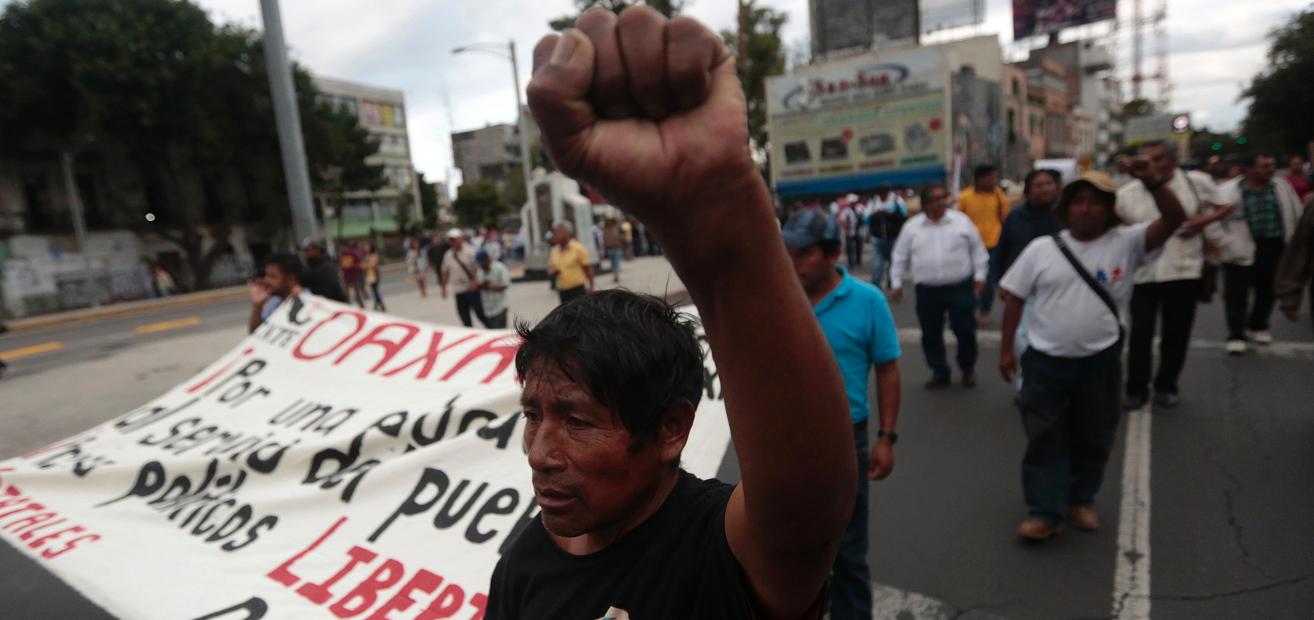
[3,257,1314,618]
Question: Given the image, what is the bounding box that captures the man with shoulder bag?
[998,164,1186,541]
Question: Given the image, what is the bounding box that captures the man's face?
[1289,157,1305,175]
[1248,156,1277,185]
[1026,173,1059,207]
[521,364,675,538]
[788,244,837,296]
[263,264,293,297]
[975,171,997,190]
[552,226,572,245]
[1142,144,1176,178]
[303,245,322,261]
[450,236,464,250]
[1066,186,1114,238]
[923,188,949,220]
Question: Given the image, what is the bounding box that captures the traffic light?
[1236,136,1248,145]
[1212,142,1223,151]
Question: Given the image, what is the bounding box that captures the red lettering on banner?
[439,336,519,384]
[186,347,256,393]
[333,323,420,373]
[268,515,349,586]
[0,478,101,561]
[293,311,368,361]
[265,516,487,620]
[380,331,478,380]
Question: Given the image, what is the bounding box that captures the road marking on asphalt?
[1112,404,1153,620]
[0,341,65,360]
[133,316,202,335]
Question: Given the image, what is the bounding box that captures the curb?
[6,261,413,334]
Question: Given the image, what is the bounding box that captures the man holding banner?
[487,6,856,618]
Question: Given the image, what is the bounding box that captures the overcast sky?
[11,0,1309,183]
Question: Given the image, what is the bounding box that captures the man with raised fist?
[486,6,855,619]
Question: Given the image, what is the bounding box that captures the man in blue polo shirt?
[783,209,903,620]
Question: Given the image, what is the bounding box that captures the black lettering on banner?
[369,467,534,551]
[95,460,277,552]
[113,398,201,434]
[31,440,113,478]
[190,597,268,620]
[135,418,296,474]
[268,399,357,436]
[302,435,380,503]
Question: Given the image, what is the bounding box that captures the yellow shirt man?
[549,238,593,292]
[957,187,1011,249]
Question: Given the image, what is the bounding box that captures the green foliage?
[452,180,506,228]
[0,0,384,288]
[721,1,788,154]
[549,0,685,30]
[1121,98,1156,119]
[1241,8,1314,157]
[417,171,441,230]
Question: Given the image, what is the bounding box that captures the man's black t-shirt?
[303,256,349,302]
[486,471,756,619]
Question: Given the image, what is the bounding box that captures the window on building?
[77,174,107,229]
[394,106,406,128]
[1012,79,1020,96]
[1007,109,1016,145]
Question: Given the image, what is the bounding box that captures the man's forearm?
[1000,293,1023,356]
[247,304,263,334]
[660,178,855,544]
[874,361,900,434]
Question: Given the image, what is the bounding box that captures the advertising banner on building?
[0,295,731,619]
[767,47,950,196]
[1012,0,1118,40]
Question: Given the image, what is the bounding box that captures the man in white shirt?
[838,198,868,270]
[440,229,490,328]
[890,184,989,389]
[476,250,511,329]
[998,167,1186,541]
[1116,140,1233,409]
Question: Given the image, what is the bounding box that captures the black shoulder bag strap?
[1051,234,1125,341]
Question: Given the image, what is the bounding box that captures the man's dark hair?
[1139,140,1176,160]
[515,290,705,447]
[1242,151,1275,167]
[973,164,998,180]
[263,253,303,282]
[1023,169,1062,197]
[1054,183,1119,230]
[920,183,947,205]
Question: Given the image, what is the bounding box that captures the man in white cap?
[439,228,489,327]
[998,164,1186,541]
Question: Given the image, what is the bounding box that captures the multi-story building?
[313,75,422,233]
[1025,41,1122,166]
[452,123,519,190]
[1017,57,1073,160]
[1002,64,1033,180]
[809,0,919,60]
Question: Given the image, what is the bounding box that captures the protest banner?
[0,295,731,619]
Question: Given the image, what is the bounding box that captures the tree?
[1121,98,1156,119]
[417,171,441,230]
[0,0,384,289]
[452,180,505,228]
[1241,7,1314,157]
[721,1,788,158]
[549,0,685,30]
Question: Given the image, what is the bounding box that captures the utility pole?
[259,0,318,248]
[60,150,98,307]
[508,39,539,254]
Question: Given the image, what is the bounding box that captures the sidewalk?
[4,261,416,333]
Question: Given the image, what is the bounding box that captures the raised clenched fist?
[526,6,758,237]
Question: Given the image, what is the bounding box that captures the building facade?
[313,75,422,235]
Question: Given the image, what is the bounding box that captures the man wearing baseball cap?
[439,228,489,328]
[998,165,1186,541]
[782,209,902,618]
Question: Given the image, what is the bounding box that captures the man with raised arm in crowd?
[1115,141,1232,409]
[486,7,857,618]
[998,166,1186,541]
[247,254,303,334]
[891,184,989,390]
[782,209,902,619]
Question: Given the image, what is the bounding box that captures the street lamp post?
[452,41,542,268]
[259,0,319,248]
